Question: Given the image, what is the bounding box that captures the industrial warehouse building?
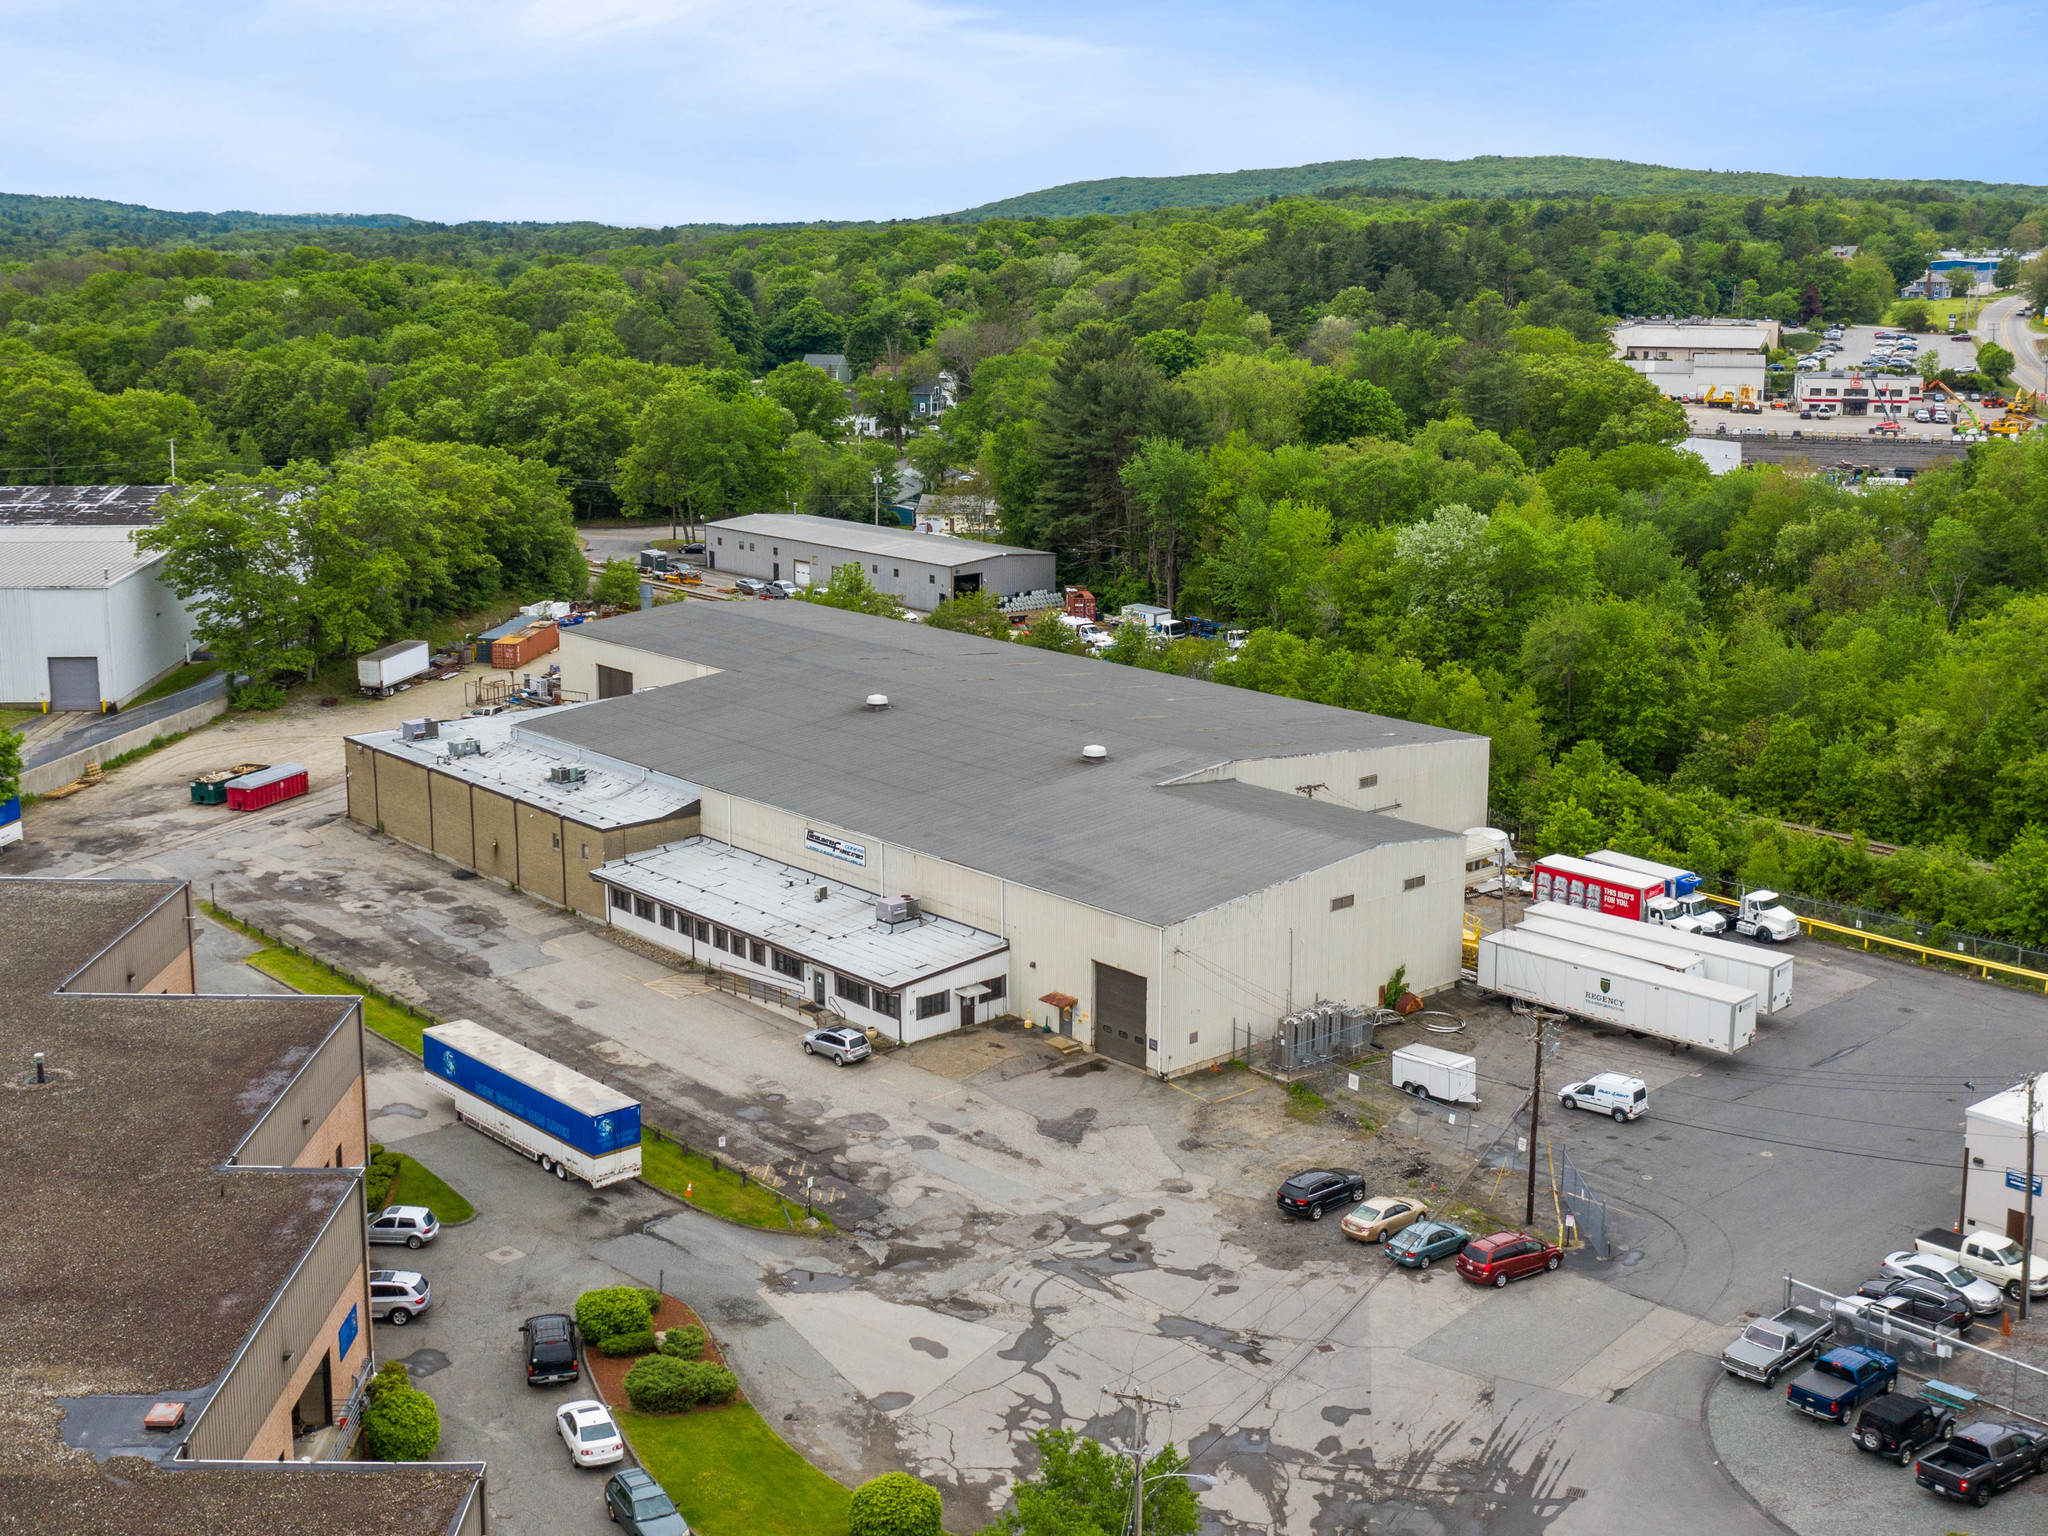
[344,714,701,919]
[349,602,1488,1075]
[705,512,1057,606]
[0,485,200,710]
[1792,369,1925,418]
[0,876,486,1533]
[1612,318,1777,402]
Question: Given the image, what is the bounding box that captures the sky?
[3,0,2045,226]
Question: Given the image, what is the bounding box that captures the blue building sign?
[338,1303,359,1360]
[2005,1168,2042,1196]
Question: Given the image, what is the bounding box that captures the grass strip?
[387,1150,475,1224]
[617,1402,850,1536]
[239,943,429,1056]
[127,661,219,710]
[640,1132,832,1233]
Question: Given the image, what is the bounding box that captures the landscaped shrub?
[364,1379,441,1460]
[659,1324,707,1360]
[365,1146,402,1211]
[365,1360,409,1403]
[599,1329,657,1358]
[677,1360,738,1406]
[576,1286,653,1348]
[848,1471,943,1536]
[624,1354,693,1414]
[622,1355,739,1412]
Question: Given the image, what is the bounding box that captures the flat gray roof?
[526,603,1467,925]
[709,512,1047,568]
[0,484,171,526]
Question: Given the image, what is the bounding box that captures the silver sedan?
[1881,1249,2004,1314]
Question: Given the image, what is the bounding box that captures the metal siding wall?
[555,630,719,707]
[1228,738,1490,838]
[234,1015,362,1169]
[1158,834,1465,1074]
[187,1180,367,1461]
[60,886,191,995]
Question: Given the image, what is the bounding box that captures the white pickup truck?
[1917,1227,2048,1303]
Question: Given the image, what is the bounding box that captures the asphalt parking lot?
[22,741,2048,1535]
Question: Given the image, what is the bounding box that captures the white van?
[1557,1072,1648,1122]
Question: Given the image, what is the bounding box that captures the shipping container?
[1476,927,1758,1052]
[357,639,430,697]
[1586,848,1703,898]
[1524,900,1794,1014]
[225,763,309,811]
[425,1019,642,1188]
[0,795,20,848]
[1529,853,1667,921]
[490,622,559,669]
[472,615,531,663]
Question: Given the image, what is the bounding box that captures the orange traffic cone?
[685,1182,694,1200]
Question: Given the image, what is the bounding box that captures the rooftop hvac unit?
[875,895,923,929]
[445,737,483,759]
[547,764,587,785]
[400,717,438,741]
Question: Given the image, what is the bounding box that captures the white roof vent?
[866,693,890,710]
[1081,744,1108,764]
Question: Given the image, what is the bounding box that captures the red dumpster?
[226,763,310,811]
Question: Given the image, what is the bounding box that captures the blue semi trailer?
[426,1019,642,1187]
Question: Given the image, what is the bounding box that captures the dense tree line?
[7,184,2048,938]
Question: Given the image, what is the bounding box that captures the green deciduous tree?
[805,560,904,618]
[619,380,793,538]
[763,360,851,438]
[977,1427,1199,1536]
[1298,374,1404,447]
[592,560,641,608]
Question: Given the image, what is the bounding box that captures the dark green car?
[604,1468,690,1535]
[1386,1220,1471,1269]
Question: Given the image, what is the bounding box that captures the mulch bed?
[587,1294,746,1414]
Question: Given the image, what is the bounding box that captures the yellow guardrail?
[1705,893,2048,992]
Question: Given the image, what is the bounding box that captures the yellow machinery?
[1985,417,2027,436]
[2012,389,2038,418]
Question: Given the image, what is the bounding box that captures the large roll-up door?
[1092,962,1148,1068]
[48,657,101,711]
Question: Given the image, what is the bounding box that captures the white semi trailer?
[1523,900,1794,1014]
[1476,928,1759,1053]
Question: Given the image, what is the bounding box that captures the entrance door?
[1058,1005,1074,1037]
[48,657,100,711]
[2011,1209,2030,1244]
[1092,961,1148,1068]
[960,995,975,1030]
[812,970,826,1006]
[773,561,781,582]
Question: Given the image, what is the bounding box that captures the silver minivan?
[1557,1073,1648,1122]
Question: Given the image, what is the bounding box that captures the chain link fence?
[1709,878,2048,977]
[1786,1276,2048,1426]
[1555,1145,1612,1260]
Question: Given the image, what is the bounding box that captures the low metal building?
[705,512,1056,606]
[525,601,1489,1073]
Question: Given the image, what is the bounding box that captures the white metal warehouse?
[705,512,1056,606]
[517,601,1490,1076]
[0,487,197,710]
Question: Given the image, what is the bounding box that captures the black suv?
[1857,1393,1957,1466]
[1275,1169,1365,1221]
[521,1313,580,1386]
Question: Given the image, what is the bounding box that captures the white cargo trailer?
[1517,913,1707,978]
[358,639,430,697]
[425,1019,643,1188]
[1524,900,1793,1013]
[1391,1043,1480,1104]
[1476,928,1758,1053]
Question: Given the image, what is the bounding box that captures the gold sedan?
[1341,1196,1429,1244]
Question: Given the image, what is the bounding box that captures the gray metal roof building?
[0,483,172,525]
[705,512,1055,606]
[496,602,1489,1075]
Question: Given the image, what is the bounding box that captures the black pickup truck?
[1915,1421,2047,1506]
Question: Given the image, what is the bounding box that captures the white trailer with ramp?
[1476,928,1759,1053]
[1523,899,1793,1013]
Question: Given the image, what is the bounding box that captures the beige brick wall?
[376,756,433,849]
[243,1259,372,1462]
[516,804,565,905]
[428,771,475,866]
[298,1077,368,1172]
[473,789,519,887]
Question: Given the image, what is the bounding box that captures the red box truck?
[1529,853,1665,922]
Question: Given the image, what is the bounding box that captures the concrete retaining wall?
[21,691,228,795]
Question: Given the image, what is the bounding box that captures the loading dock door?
[596,665,634,699]
[1093,962,1148,1068]
[48,657,101,711]
[953,571,983,596]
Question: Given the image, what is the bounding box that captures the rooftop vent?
[1081,744,1109,764]
[446,737,482,759]
[876,895,923,929]
[400,717,438,741]
[815,885,829,902]
[866,694,890,710]
[547,764,587,785]
[142,1402,186,1431]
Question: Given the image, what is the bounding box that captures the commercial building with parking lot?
[0,876,485,1533]
[704,512,1056,606]
[1793,369,1925,418]
[373,601,1488,1074]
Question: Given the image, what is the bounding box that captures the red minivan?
[1456,1231,1563,1288]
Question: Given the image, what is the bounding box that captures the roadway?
[1979,294,2047,396]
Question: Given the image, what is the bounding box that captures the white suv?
[1557,1073,1648,1122]
[369,1269,433,1325]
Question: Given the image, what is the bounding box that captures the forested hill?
[947,155,2048,221]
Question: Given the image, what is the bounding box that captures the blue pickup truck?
[1786,1346,1898,1424]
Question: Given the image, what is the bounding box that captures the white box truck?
[357,639,431,698]
[1476,928,1759,1053]
[1524,900,1793,1014]
[1391,1043,1480,1105]
[425,1019,643,1188]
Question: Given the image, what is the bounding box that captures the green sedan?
[1385,1220,1471,1270]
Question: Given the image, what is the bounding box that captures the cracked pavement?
[21,700,2048,1533]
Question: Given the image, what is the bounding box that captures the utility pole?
[1525,1015,1548,1228]
[2025,1072,2040,1323]
[1104,1388,1176,1536]
[872,469,882,527]
[167,436,176,485]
